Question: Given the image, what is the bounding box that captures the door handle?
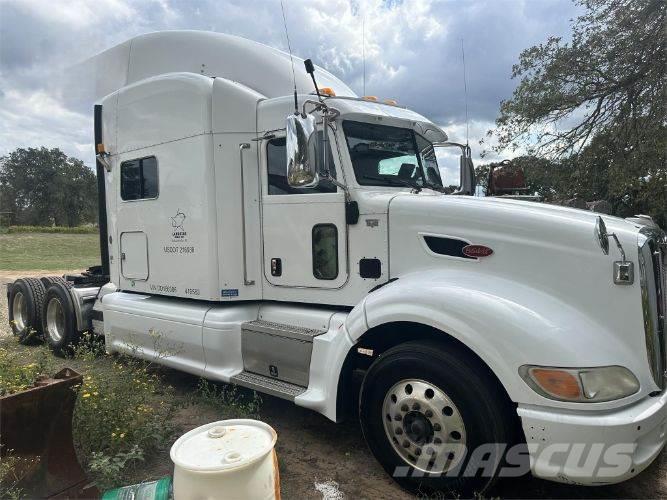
[239,143,255,286]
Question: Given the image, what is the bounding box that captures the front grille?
[638,227,667,389]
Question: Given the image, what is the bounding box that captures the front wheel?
[359,341,516,497]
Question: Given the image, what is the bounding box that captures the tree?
[489,0,666,226]
[494,0,666,156]
[0,147,97,227]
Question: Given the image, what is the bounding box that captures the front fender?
[356,269,650,411]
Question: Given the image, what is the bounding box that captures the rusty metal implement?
[0,367,99,498]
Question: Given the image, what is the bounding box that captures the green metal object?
[102,476,172,500]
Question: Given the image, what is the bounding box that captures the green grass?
[7,225,99,234]
[0,233,100,271]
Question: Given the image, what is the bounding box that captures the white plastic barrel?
[170,419,279,500]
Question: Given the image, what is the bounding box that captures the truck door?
[261,132,348,289]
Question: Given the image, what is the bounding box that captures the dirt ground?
[2,270,666,499]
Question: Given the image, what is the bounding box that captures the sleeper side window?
[266,132,336,195]
[121,156,158,200]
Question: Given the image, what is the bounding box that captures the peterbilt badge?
[462,244,494,258]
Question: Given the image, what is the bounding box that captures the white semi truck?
[7,31,667,495]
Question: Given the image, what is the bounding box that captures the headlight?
[519,365,640,402]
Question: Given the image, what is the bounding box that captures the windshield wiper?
[361,174,422,193]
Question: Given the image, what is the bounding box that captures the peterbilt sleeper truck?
[7,31,667,495]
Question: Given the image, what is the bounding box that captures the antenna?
[280,0,298,114]
[461,39,469,147]
[362,17,366,96]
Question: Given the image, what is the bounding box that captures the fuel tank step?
[230,371,306,401]
[241,319,326,341]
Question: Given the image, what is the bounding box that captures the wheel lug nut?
[396,427,403,435]
[401,404,409,412]
[433,423,441,431]
[424,409,433,418]
[402,440,410,448]
[412,402,420,411]
[394,414,402,421]
[433,437,442,444]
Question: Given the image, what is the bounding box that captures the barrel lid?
[170,419,277,472]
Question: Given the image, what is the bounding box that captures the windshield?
[342,121,444,190]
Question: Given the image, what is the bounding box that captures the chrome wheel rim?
[12,292,28,331]
[46,297,66,342]
[382,379,467,473]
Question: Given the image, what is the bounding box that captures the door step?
[230,371,306,401]
[241,319,326,342]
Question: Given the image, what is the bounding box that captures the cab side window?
[121,156,158,200]
[266,133,336,195]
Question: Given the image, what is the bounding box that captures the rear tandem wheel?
[7,277,47,344]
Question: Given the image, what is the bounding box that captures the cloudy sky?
[0,0,580,167]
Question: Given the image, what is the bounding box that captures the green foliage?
[0,334,176,492]
[193,378,262,419]
[0,449,37,500]
[88,445,144,492]
[479,127,667,227]
[0,344,54,396]
[7,225,98,234]
[494,0,665,156]
[0,147,97,227]
[487,0,666,227]
[72,353,177,490]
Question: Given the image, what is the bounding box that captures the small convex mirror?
[595,216,610,255]
[286,113,319,188]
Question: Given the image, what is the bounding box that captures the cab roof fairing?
[84,30,356,104]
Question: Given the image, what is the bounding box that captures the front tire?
[359,340,515,497]
[41,282,78,355]
[8,278,46,344]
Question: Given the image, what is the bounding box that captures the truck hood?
[385,193,643,282]
[385,191,641,244]
[384,192,650,377]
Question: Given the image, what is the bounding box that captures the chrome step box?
[230,371,306,401]
[241,320,326,387]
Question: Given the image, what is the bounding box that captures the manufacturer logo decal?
[462,244,494,258]
[170,209,187,241]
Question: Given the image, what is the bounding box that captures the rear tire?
[359,340,515,497]
[8,278,46,344]
[41,282,78,356]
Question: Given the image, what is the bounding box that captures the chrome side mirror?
[286,113,319,189]
[595,216,633,285]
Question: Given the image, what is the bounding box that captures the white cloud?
[0,0,580,166]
